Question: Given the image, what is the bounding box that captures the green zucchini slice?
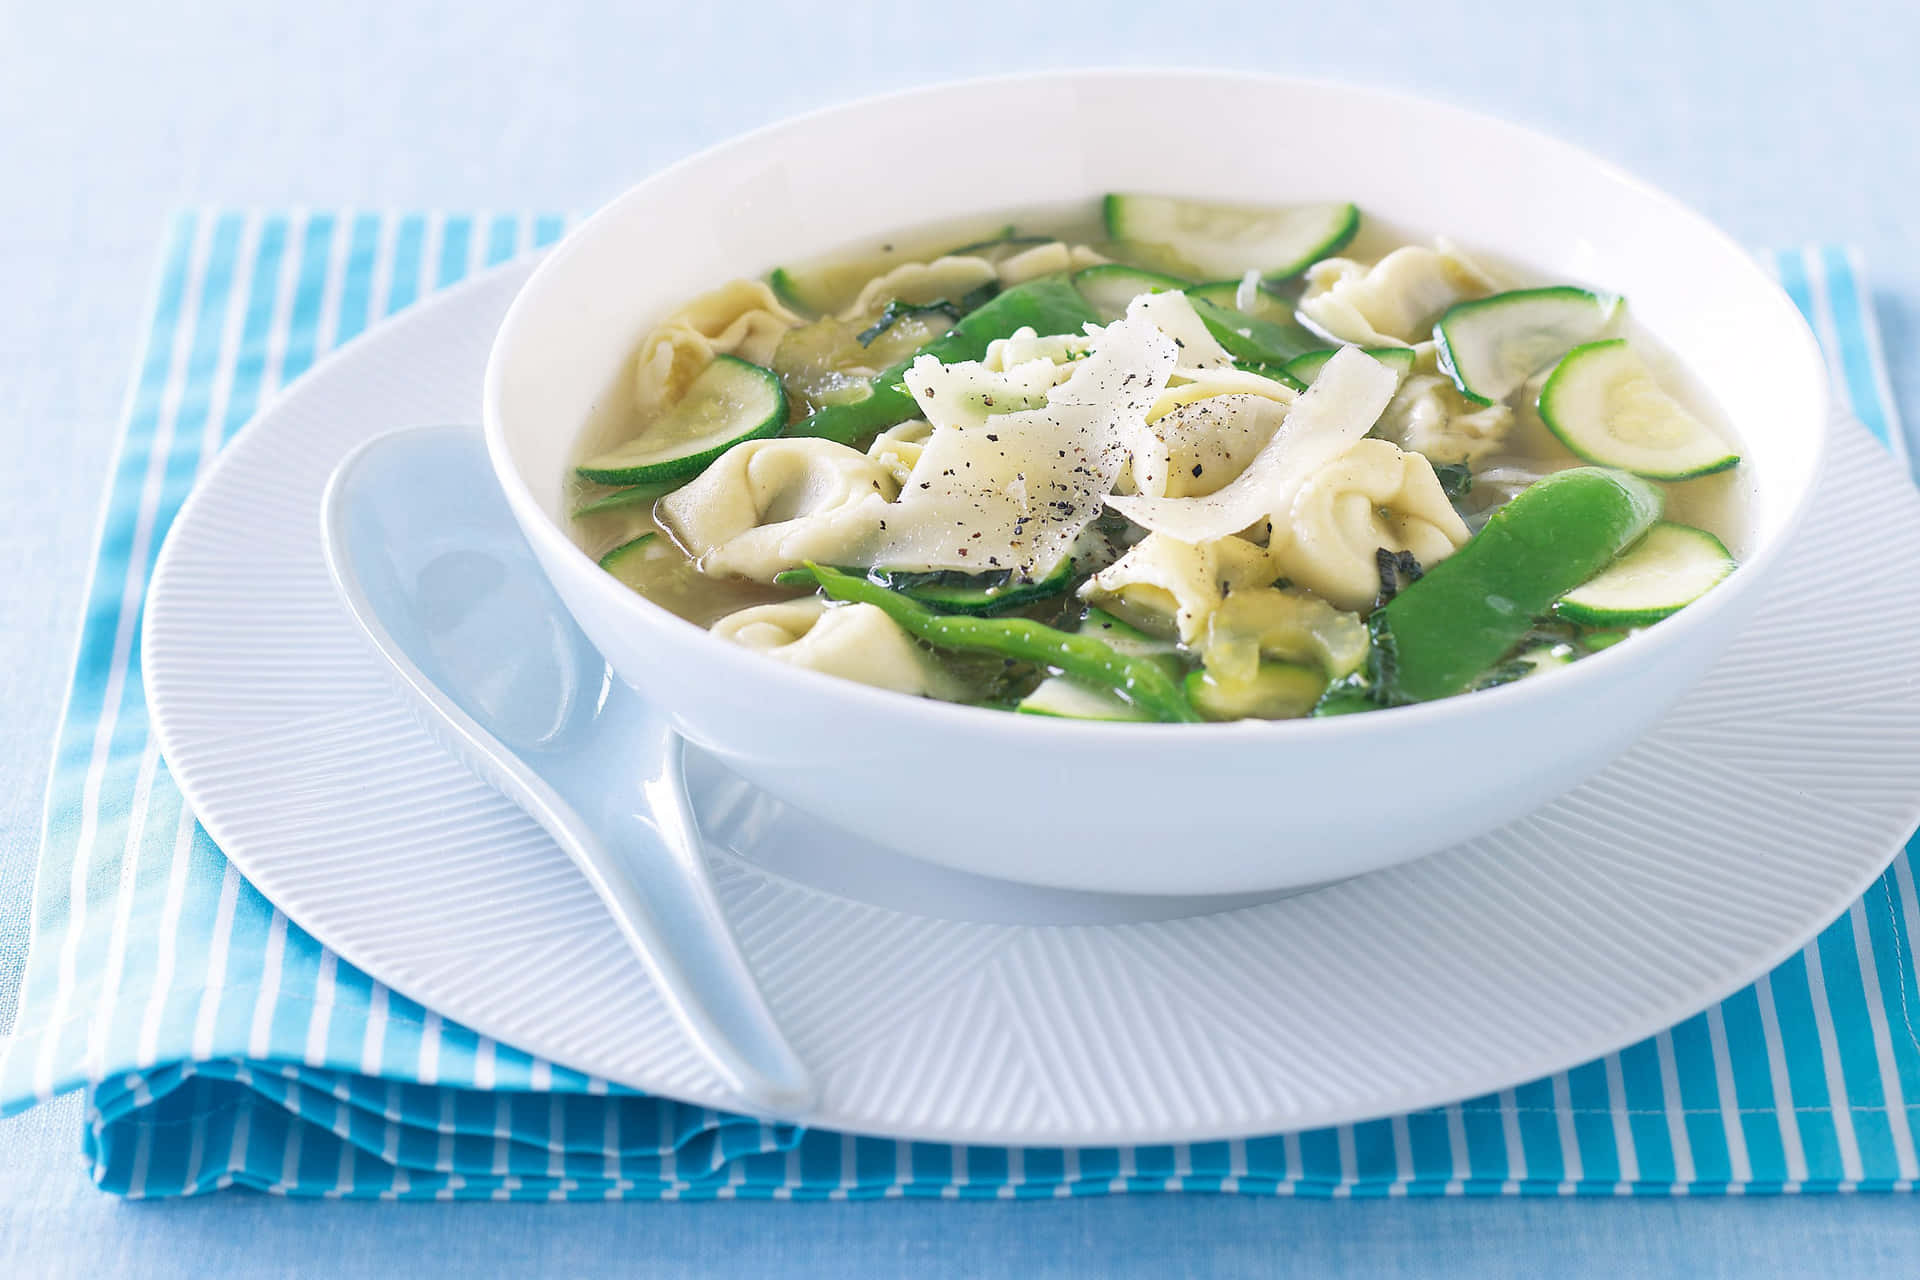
[1070,264,1190,322]
[1016,677,1156,721]
[597,532,674,590]
[1555,522,1735,626]
[1283,345,1417,386]
[1185,663,1327,721]
[576,355,786,485]
[1434,286,1619,405]
[768,266,837,317]
[571,483,672,520]
[1103,195,1360,281]
[1537,339,1740,480]
[870,556,1075,616]
[1186,279,1299,327]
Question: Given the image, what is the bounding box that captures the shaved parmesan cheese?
[1125,291,1235,370]
[903,354,1060,432]
[1104,346,1398,543]
[865,315,1178,576]
[983,326,1093,372]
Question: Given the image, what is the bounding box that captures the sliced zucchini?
[768,266,837,317]
[870,555,1074,615]
[1185,663,1327,721]
[598,532,675,589]
[1537,340,1740,480]
[1555,522,1735,626]
[577,355,786,485]
[1187,279,1299,327]
[1018,674,1158,722]
[1185,280,1243,310]
[1103,195,1360,281]
[1434,286,1620,405]
[1283,345,1417,386]
[1017,609,1181,720]
[856,298,966,348]
[1071,264,1189,322]
[772,312,951,417]
[1579,627,1637,652]
[1189,297,1320,365]
[571,482,672,520]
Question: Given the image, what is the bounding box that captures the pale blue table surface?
[4,1,1918,1274]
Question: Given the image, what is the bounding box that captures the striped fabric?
[0,212,1914,1198]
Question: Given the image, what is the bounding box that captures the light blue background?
[4,0,1917,1273]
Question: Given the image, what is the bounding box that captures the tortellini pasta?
[1298,243,1495,346]
[865,419,935,487]
[1080,532,1274,643]
[1126,392,1286,500]
[843,255,998,318]
[1375,373,1516,466]
[657,438,897,581]
[634,279,799,412]
[994,241,1108,286]
[1270,438,1472,611]
[711,599,955,698]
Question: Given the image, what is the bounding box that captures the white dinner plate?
[144,259,1920,1144]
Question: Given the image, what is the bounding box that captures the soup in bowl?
[484,72,1823,896]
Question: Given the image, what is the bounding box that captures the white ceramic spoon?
[320,424,813,1117]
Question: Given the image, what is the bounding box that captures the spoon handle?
[566,735,815,1118]
[322,424,812,1119]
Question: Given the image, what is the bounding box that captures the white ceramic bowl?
[483,71,1825,896]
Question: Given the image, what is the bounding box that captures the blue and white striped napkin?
[1,211,1915,1198]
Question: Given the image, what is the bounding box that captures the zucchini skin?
[870,558,1074,616]
[787,277,1098,447]
[597,532,657,572]
[1431,285,1617,406]
[1537,339,1741,481]
[575,356,787,485]
[1552,523,1735,627]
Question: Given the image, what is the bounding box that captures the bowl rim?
[482,67,1829,742]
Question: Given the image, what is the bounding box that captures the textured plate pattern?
[144,262,1920,1144]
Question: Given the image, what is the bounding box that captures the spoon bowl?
[321,424,813,1118]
